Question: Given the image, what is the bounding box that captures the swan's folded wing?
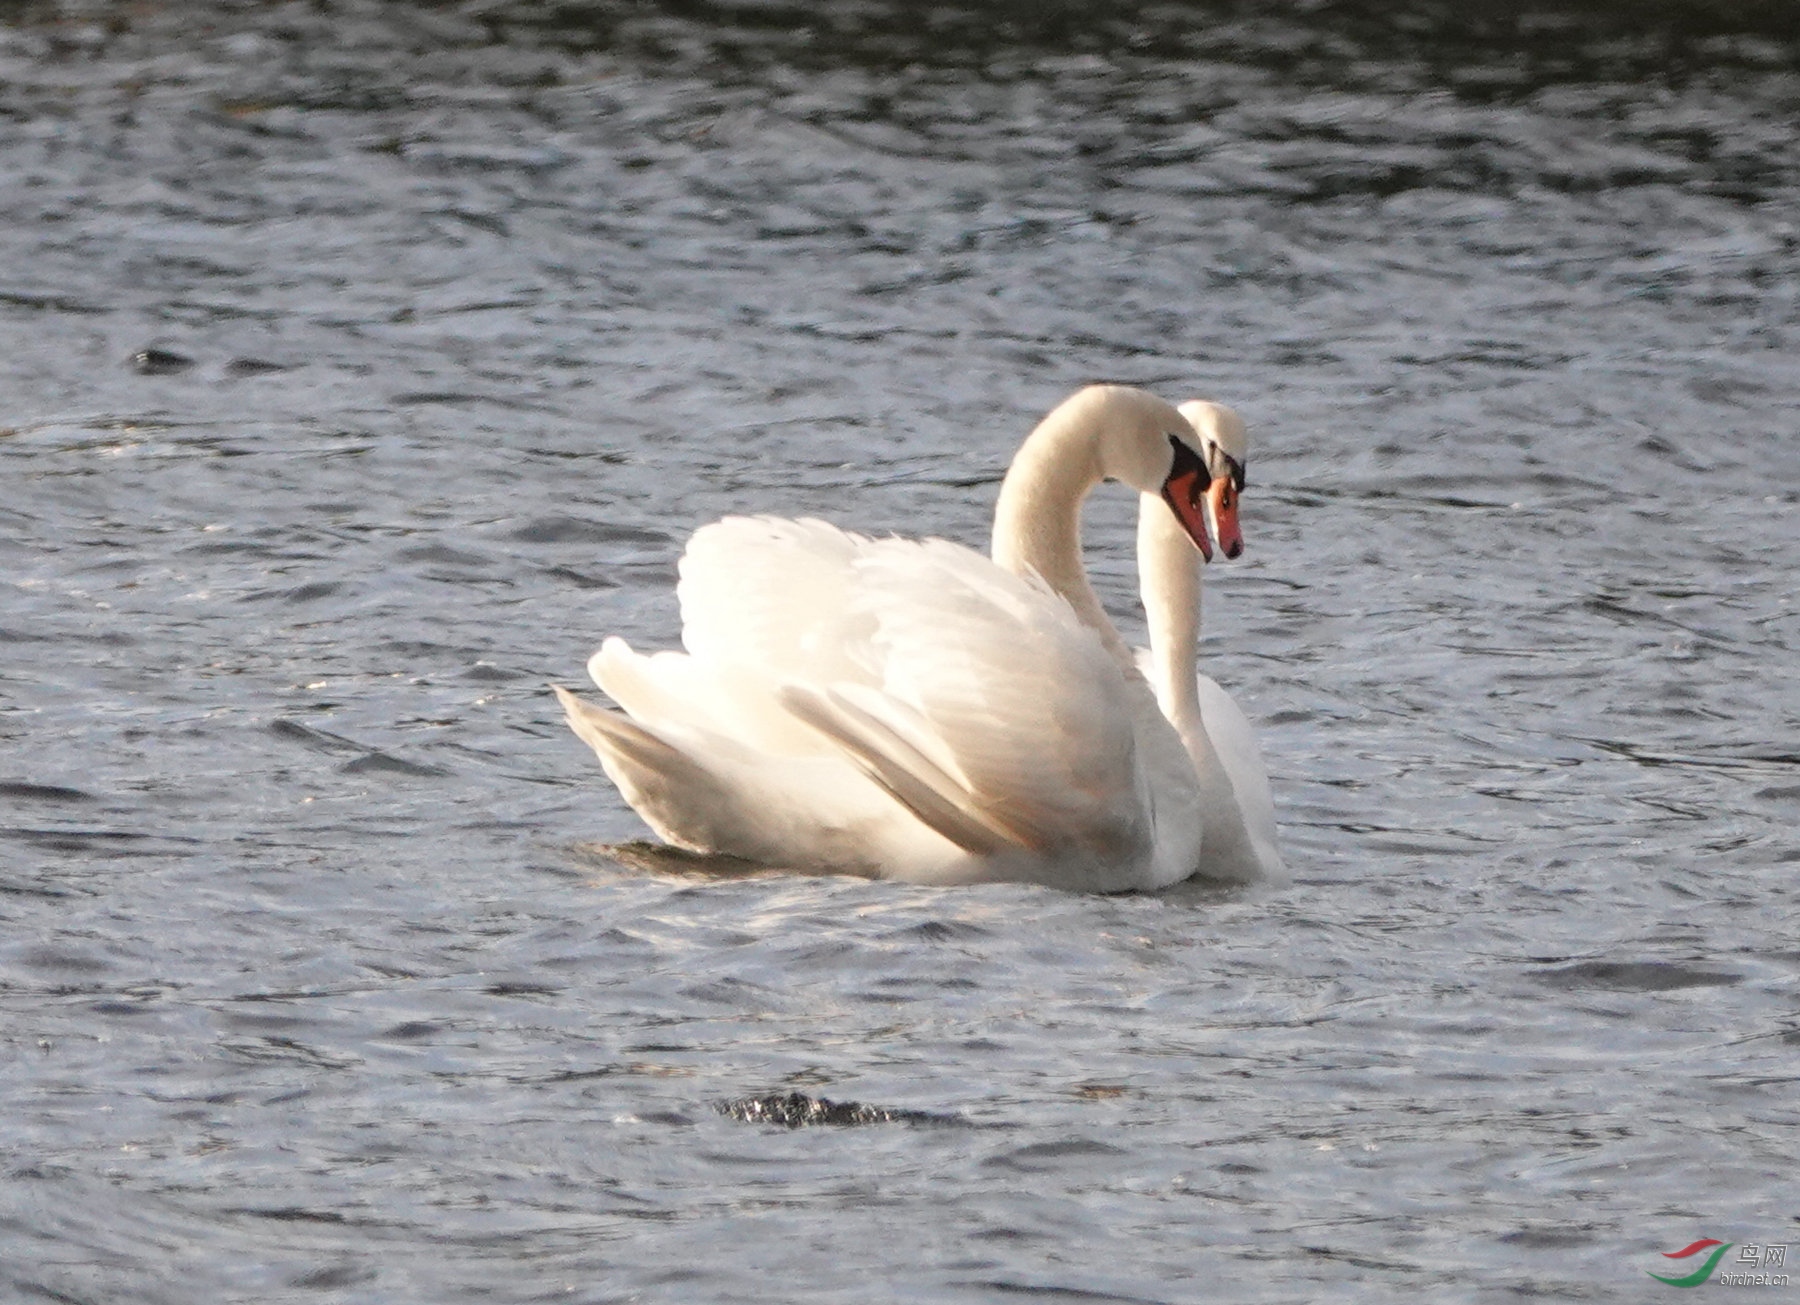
[834,538,1157,862]
[777,683,1020,857]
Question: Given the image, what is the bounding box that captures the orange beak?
[1206,476,1243,559]
[1161,460,1213,562]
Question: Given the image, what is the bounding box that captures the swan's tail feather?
[555,685,731,854]
[555,685,681,773]
[778,684,1027,858]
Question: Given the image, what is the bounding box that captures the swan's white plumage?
[1194,674,1285,881]
[676,516,873,690]
[576,515,1195,889]
[558,384,1281,891]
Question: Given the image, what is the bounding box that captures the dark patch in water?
[0,827,199,857]
[484,980,562,997]
[377,1021,444,1041]
[541,564,620,590]
[339,752,448,778]
[1501,1225,1598,1248]
[130,346,193,374]
[718,1091,963,1128]
[242,580,344,603]
[270,719,445,775]
[227,1206,349,1224]
[225,357,290,376]
[507,516,671,546]
[269,719,366,754]
[291,1263,375,1290]
[887,919,993,942]
[0,781,96,803]
[1530,960,1742,991]
[400,543,492,566]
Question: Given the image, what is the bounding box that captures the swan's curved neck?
[990,390,1130,661]
[1136,492,1204,726]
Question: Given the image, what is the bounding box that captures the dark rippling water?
[3,1,1797,1300]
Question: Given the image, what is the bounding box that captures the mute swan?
[1138,401,1286,884]
[555,384,1279,891]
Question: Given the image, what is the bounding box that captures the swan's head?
[1177,399,1250,561]
[1074,385,1230,563]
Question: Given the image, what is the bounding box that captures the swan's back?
[678,517,876,688]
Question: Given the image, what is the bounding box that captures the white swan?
[555,384,1280,891]
[1136,401,1286,884]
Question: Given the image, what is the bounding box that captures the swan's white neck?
[990,386,1178,664]
[1136,491,1204,726]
